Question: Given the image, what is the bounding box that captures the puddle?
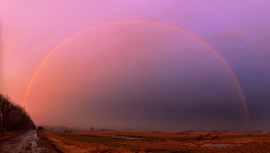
[204,143,232,147]
[115,136,143,140]
[0,130,51,153]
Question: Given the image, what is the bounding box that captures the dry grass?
[42,130,270,153]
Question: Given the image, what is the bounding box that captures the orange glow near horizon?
[21,19,250,127]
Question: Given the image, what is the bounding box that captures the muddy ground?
[0,130,57,153]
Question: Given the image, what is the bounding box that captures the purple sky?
[1,0,270,130]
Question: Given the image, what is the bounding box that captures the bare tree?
[0,93,35,136]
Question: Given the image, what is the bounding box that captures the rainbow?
[198,4,258,63]
[21,19,250,127]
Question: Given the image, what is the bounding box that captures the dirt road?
[0,130,51,153]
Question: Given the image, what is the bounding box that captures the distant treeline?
[0,93,36,134]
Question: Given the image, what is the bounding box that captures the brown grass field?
[41,130,270,153]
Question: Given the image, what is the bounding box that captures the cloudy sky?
[1,0,270,131]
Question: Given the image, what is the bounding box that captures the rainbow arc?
[21,19,250,127]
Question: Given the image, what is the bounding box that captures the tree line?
[0,93,36,134]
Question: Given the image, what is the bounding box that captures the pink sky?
[1,0,270,130]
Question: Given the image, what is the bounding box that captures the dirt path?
[0,130,51,153]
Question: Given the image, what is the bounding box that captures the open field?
[42,130,270,153]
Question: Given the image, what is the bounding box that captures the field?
[40,130,270,153]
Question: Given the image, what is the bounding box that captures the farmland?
[41,130,270,153]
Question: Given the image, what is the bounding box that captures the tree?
[0,93,35,135]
